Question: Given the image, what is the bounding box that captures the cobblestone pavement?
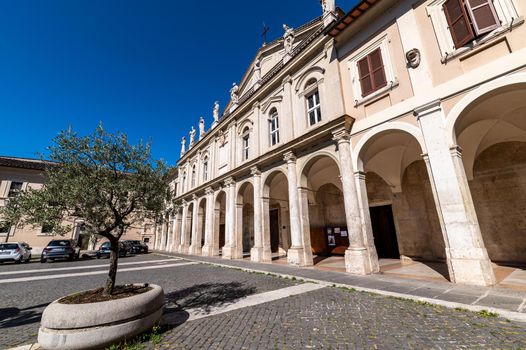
[149,286,526,350]
[0,255,296,349]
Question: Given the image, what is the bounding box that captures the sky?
[0,0,358,166]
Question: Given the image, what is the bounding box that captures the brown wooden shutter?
[465,0,500,35]
[369,48,387,91]
[357,56,373,97]
[443,0,475,48]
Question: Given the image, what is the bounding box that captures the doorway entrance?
[370,205,400,259]
[270,209,280,253]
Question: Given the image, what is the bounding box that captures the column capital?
[224,176,236,187]
[413,99,442,119]
[282,75,293,87]
[192,194,199,202]
[283,151,297,163]
[252,101,260,110]
[450,145,463,158]
[332,128,351,143]
[354,171,366,180]
[205,186,214,196]
[250,166,261,176]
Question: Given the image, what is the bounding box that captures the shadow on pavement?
[162,282,256,326]
[0,302,49,328]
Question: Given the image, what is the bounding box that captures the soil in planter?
[59,285,153,304]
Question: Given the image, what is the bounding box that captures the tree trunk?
[104,239,119,295]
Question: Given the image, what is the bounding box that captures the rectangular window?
[203,162,208,182]
[8,181,23,197]
[270,113,280,146]
[243,135,250,160]
[357,48,387,97]
[307,91,322,126]
[0,222,11,234]
[443,0,500,48]
[41,224,54,234]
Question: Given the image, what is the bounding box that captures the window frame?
[191,164,197,188]
[241,127,250,161]
[8,181,23,198]
[427,0,520,61]
[269,109,280,146]
[348,35,398,106]
[202,159,209,182]
[0,222,11,235]
[306,90,322,126]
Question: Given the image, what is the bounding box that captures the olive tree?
[0,125,171,295]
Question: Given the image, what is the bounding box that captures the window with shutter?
[465,0,500,35]
[443,0,475,48]
[357,48,387,97]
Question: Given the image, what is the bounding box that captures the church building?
[156,0,526,287]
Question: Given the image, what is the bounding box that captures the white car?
[0,242,32,263]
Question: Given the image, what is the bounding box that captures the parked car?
[96,241,129,259]
[124,240,149,254]
[41,239,81,263]
[0,242,32,263]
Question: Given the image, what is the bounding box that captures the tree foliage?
[1,125,172,294]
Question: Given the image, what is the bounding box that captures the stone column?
[202,187,216,256]
[222,177,237,259]
[178,200,190,254]
[415,100,495,286]
[189,195,202,255]
[250,167,270,262]
[153,223,160,250]
[261,196,272,257]
[165,213,173,252]
[171,207,182,253]
[159,215,167,251]
[283,151,306,266]
[298,187,314,266]
[333,129,373,275]
[354,172,380,273]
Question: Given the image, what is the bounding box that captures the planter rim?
[41,283,164,330]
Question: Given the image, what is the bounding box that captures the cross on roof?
[261,22,269,46]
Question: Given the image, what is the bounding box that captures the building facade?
[0,157,155,254]
[157,0,526,286]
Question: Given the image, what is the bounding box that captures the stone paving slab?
[158,251,526,319]
[147,285,526,350]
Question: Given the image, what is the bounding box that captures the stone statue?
[189,126,196,147]
[213,101,220,122]
[199,116,205,139]
[254,58,261,82]
[320,0,335,13]
[283,24,295,56]
[180,136,186,156]
[230,82,239,105]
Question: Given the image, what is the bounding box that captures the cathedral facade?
[156,0,526,287]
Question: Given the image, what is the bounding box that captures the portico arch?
[189,197,206,255]
[213,190,227,256]
[356,127,447,276]
[237,181,255,258]
[262,169,291,258]
[450,80,526,267]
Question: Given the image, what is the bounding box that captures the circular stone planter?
[38,284,164,350]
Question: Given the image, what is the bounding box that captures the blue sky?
[0,0,357,165]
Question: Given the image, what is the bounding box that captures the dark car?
[41,239,80,263]
[96,241,129,259]
[124,240,149,254]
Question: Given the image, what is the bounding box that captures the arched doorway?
[237,182,255,258]
[214,191,227,256]
[180,202,194,254]
[263,170,292,261]
[356,127,448,280]
[452,82,526,281]
[300,155,347,267]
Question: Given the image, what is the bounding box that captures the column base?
[222,246,234,260]
[189,244,202,256]
[201,245,215,257]
[287,247,305,266]
[178,244,190,255]
[345,247,373,275]
[447,248,496,286]
[250,246,272,263]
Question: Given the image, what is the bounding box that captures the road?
[1,254,525,349]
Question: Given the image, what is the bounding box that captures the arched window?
[191,165,197,187]
[242,127,250,161]
[182,172,187,192]
[305,79,322,126]
[269,108,280,146]
[202,157,209,182]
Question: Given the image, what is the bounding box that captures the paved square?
[0,254,525,349]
